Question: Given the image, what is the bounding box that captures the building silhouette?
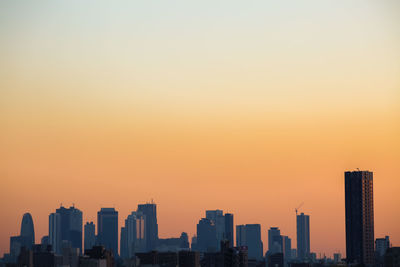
[282,235,292,264]
[384,247,400,267]
[345,170,374,266]
[55,205,83,253]
[178,250,200,267]
[7,213,36,263]
[224,213,234,248]
[80,246,114,267]
[296,213,310,261]
[202,240,248,267]
[268,252,284,267]
[20,213,35,249]
[196,218,218,252]
[120,211,146,258]
[97,208,118,256]
[236,224,263,261]
[268,227,282,255]
[137,203,158,251]
[49,212,62,254]
[84,222,95,252]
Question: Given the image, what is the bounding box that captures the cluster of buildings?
[1,170,399,267]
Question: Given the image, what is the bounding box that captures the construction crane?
[295,202,304,216]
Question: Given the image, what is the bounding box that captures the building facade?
[296,213,310,261]
[97,208,118,256]
[345,170,374,266]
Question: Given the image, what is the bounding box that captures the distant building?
[225,213,234,248]
[282,236,292,264]
[6,213,36,263]
[97,208,118,256]
[333,253,341,263]
[120,211,147,259]
[137,203,158,251]
[345,170,374,266]
[61,246,79,267]
[384,247,400,267]
[18,244,63,267]
[41,236,49,245]
[136,251,178,266]
[202,240,248,267]
[268,252,284,267]
[55,205,83,253]
[20,213,35,249]
[296,213,310,261]
[268,227,282,255]
[49,212,62,254]
[84,222,96,252]
[291,249,297,260]
[191,235,198,251]
[196,218,218,252]
[80,246,114,267]
[236,224,263,261]
[376,236,390,266]
[206,210,225,246]
[156,232,190,252]
[376,236,390,257]
[178,250,200,267]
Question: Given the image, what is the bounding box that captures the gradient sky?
[1,0,399,258]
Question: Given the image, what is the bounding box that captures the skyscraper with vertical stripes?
[345,170,374,266]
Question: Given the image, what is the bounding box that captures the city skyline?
[1,168,398,261]
[1,0,400,261]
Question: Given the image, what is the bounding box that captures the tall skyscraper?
[84,222,95,252]
[55,205,83,253]
[205,210,234,248]
[236,224,263,261]
[224,213,234,247]
[196,218,217,252]
[120,211,146,258]
[97,208,118,255]
[345,170,374,266]
[282,236,292,265]
[49,212,62,254]
[296,213,310,261]
[20,213,35,249]
[268,227,282,254]
[137,203,158,251]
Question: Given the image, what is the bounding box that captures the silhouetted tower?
[20,213,35,249]
[137,203,158,251]
[296,213,310,260]
[224,213,234,248]
[84,222,96,252]
[49,212,62,254]
[97,208,118,255]
[56,205,83,253]
[345,170,374,266]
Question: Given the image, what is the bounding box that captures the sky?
[0,0,399,258]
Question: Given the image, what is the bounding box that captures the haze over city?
[0,0,399,263]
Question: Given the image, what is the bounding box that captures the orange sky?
[1,0,400,258]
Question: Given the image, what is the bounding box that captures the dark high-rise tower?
[20,213,35,249]
[137,203,158,251]
[345,170,374,266]
[296,213,310,260]
[55,205,83,253]
[84,222,96,252]
[224,213,234,247]
[97,208,118,255]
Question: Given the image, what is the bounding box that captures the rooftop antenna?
[295,202,304,216]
